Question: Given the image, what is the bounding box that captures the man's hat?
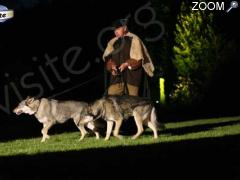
[111,18,128,29]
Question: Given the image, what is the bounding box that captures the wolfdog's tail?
[151,106,165,130]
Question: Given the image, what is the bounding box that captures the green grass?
[1,116,240,157]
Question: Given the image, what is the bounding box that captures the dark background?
[0,0,153,107]
[0,1,240,179]
[1,0,239,119]
[0,0,161,145]
[0,0,149,131]
[0,0,239,138]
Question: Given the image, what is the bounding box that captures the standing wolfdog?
[89,95,161,140]
[13,96,99,142]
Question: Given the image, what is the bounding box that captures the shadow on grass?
[160,119,240,136]
[1,116,240,143]
[0,116,83,142]
[113,118,240,137]
[0,134,240,179]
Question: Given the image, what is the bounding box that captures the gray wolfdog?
[89,95,162,140]
[13,96,100,142]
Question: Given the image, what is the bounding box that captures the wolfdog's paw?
[95,133,100,140]
[131,135,139,140]
[79,137,84,141]
[104,137,110,141]
[115,135,123,140]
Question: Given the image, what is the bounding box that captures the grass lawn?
[0,116,240,179]
[0,116,240,156]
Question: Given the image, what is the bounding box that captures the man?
[103,18,155,96]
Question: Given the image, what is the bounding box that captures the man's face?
[114,26,127,38]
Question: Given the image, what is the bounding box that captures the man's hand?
[111,64,118,76]
[119,62,129,72]
[112,64,117,71]
[111,69,118,76]
[126,59,142,70]
[106,59,116,71]
[106,59,118,76]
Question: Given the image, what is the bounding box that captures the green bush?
[171,2,220,105]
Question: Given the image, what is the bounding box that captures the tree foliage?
[171,2,221,105]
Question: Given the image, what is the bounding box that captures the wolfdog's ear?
[26,97,35,105]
